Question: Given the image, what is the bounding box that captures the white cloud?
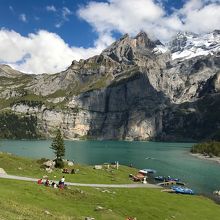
[71,33,115,61]
[1,0,220,74]
[46,5,57,12]
[50,6,72,28]
[55,22,63,28]
[62,7,72,20]
[78,0,164,35]
[78,0,220,41]
[19,13,27,23]
[178,0,220,33]
[0,29,113,74]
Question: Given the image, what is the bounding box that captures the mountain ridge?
[0,30,220,141]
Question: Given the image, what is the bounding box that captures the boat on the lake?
[155,176,180,182]
[171,186,194,195]
[145,157,155,160]
[213,190,220,196]
[139,169,156,174]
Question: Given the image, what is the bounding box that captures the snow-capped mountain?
[168,30,220,60]
[0,30,219,141]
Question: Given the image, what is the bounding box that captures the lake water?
[0,140,220,196]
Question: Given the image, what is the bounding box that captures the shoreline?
[191,153,220,164]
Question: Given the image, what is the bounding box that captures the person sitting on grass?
[52,181,57,188]
[45,179,50,187]
[62,168,68,174]
[37,179,43,184]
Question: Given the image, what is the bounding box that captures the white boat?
[139,169,156,174]
[213,190,220,196]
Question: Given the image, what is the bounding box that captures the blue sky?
[0,0,219,74]
[0,0,186,47]
[0,0,96,47]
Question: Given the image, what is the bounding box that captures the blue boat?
[168,177,180,182]
[155,176,164,181]
[171,186,194,195]
[155,176,180,182]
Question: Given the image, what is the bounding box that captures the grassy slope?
[0,153,137,184]
[1,179,220,220]
[1,153,220,219]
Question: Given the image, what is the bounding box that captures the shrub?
[54,158,64,168]
[36,158,49,164]
[191,141,220,156]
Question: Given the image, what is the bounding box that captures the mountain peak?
[135,30,148,38]
[101,31,165,63]
[212,29,220,35]
[135,31,156,49]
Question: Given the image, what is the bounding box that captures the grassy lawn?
[1,153,220,219]
[1,178,220,220]
[0,152,138,184]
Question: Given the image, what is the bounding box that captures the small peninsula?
[191,141,220,164]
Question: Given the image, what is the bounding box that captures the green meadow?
[0,152,220,220]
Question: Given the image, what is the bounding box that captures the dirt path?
[0,173,160,188]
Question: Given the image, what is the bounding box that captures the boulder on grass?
[43,160,55,168]
[95,206,105,211]
[67,161,74,166]
[0,168,6,174]
[46,168,53,173]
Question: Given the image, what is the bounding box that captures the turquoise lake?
[0,140,220,196]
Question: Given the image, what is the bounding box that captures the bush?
[54,159,64,168]
[36,158,49,164]
[191,141,220,156]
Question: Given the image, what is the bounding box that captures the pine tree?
[50,129,65,167]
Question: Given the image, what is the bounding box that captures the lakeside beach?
[191,153,220,165]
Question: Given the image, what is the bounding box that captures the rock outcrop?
[0,31,220,141]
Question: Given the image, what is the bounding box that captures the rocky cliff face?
[0,31,220,141]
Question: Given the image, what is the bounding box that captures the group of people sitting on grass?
[37,176,65,189]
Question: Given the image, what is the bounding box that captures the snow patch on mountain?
[153,44,168,54]
[170,30,220,60]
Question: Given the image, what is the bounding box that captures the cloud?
[46,5,57,12]
[78,0,220,41]
[19,13,27,23]
[1,0,220,74]
[55,22,63,28]
[178,0,220,33]
[62,7,72,20]
[0,29,114,74]
[78,0,164,35]
[54,7,72,28]
[46,6,73,28]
